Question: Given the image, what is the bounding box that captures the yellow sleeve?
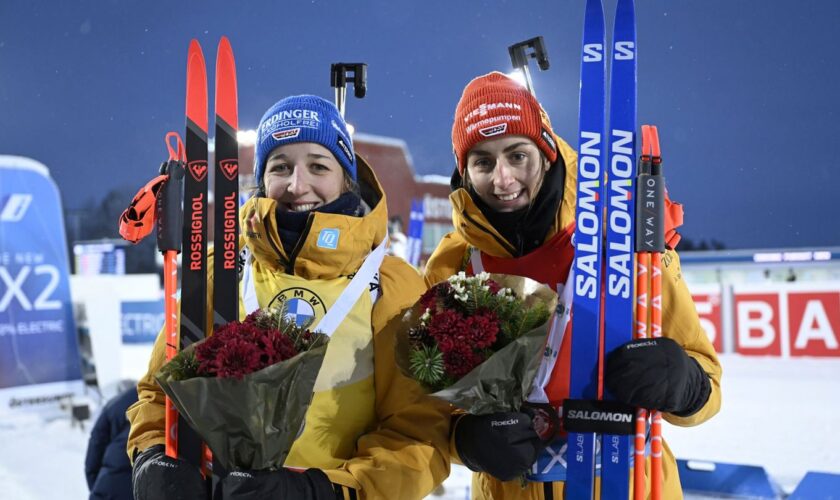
[322,257,451,499]
[125,323,167,461]
[660,249,723,426]
[423,232,467,288]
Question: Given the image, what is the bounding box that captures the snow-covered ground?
[1,354,838,499]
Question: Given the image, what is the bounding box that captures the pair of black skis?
[157,37,239,477]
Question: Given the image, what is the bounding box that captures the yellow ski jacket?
[425,134,721,499]
[127,158,450,499]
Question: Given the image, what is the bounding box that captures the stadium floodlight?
[237,129,257,145]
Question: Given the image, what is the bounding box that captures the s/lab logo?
[0,194,33,222]
[316,228,340,250]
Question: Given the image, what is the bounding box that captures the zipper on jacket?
[286,214,316,274]
[261,216,289,271]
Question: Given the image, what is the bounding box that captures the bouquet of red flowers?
[156,305,329,471]
[396,272,556,415]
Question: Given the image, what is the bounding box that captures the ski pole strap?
[156,158,185,253]
[119,132,187,245]
[119,173,169,244]
[526,267,574,404]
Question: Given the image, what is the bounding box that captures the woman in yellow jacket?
[424,72,722,499]
[127,95,450,500]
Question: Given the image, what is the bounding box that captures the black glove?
[132,445,209,500]
[453,411,546,482]
[221,468,338,500]
[605,337,711,416]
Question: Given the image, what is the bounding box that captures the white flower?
[420,308,431,326]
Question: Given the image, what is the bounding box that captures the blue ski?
[567,0,607,497]
[601,0,637,496]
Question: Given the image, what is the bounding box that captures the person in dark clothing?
[86,386,139,500]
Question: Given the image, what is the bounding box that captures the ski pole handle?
[157,158,185,254]
[508,36,549,97]
[330,63,367,118]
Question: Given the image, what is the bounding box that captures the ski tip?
[215,36,238,129]
[186,40,208,133]
[188,39,204,57]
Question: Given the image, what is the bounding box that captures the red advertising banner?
[786,290,840,357]
[731,284,840,358]
[688,282,840,358]
[690,285,723,353]
[734,292,782,356]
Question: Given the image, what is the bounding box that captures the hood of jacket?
[240,154,388,280]
[447,132,579,258]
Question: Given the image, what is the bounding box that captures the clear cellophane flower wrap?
[395,272,557,415]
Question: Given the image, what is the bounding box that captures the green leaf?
[409,345,445,389]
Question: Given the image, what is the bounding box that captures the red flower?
[213,336,263,379]
[419,287,438,311]
[486,279,502,295]
[270,330,298,364]
[463,309,499,349]
[195,330,228,375]
[194,317,301,379]
[428,309,464,342]
[443,344,484,379]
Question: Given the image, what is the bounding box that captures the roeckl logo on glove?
[490,418,519,427]
[150,459,177,468]
[626,340,658,349]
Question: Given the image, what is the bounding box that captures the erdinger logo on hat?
[259,108,321,143]
[254,95,358,183]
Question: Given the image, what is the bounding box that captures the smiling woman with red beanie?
[424,72,722,499]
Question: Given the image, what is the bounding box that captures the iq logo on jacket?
[317,229,340,250]
[268,287,328,327]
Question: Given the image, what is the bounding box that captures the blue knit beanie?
[254,95,356,184]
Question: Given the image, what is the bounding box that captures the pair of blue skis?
[568,0,638,498]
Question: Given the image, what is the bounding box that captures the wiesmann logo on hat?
[463,102,522,123]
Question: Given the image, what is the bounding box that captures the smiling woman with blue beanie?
[127,94,451,500]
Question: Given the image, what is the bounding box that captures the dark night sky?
[1,0,838,249]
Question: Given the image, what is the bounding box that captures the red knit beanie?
[452,72,558,174]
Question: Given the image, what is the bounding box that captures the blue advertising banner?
[0,156,84,414]
[121,299,164,344]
